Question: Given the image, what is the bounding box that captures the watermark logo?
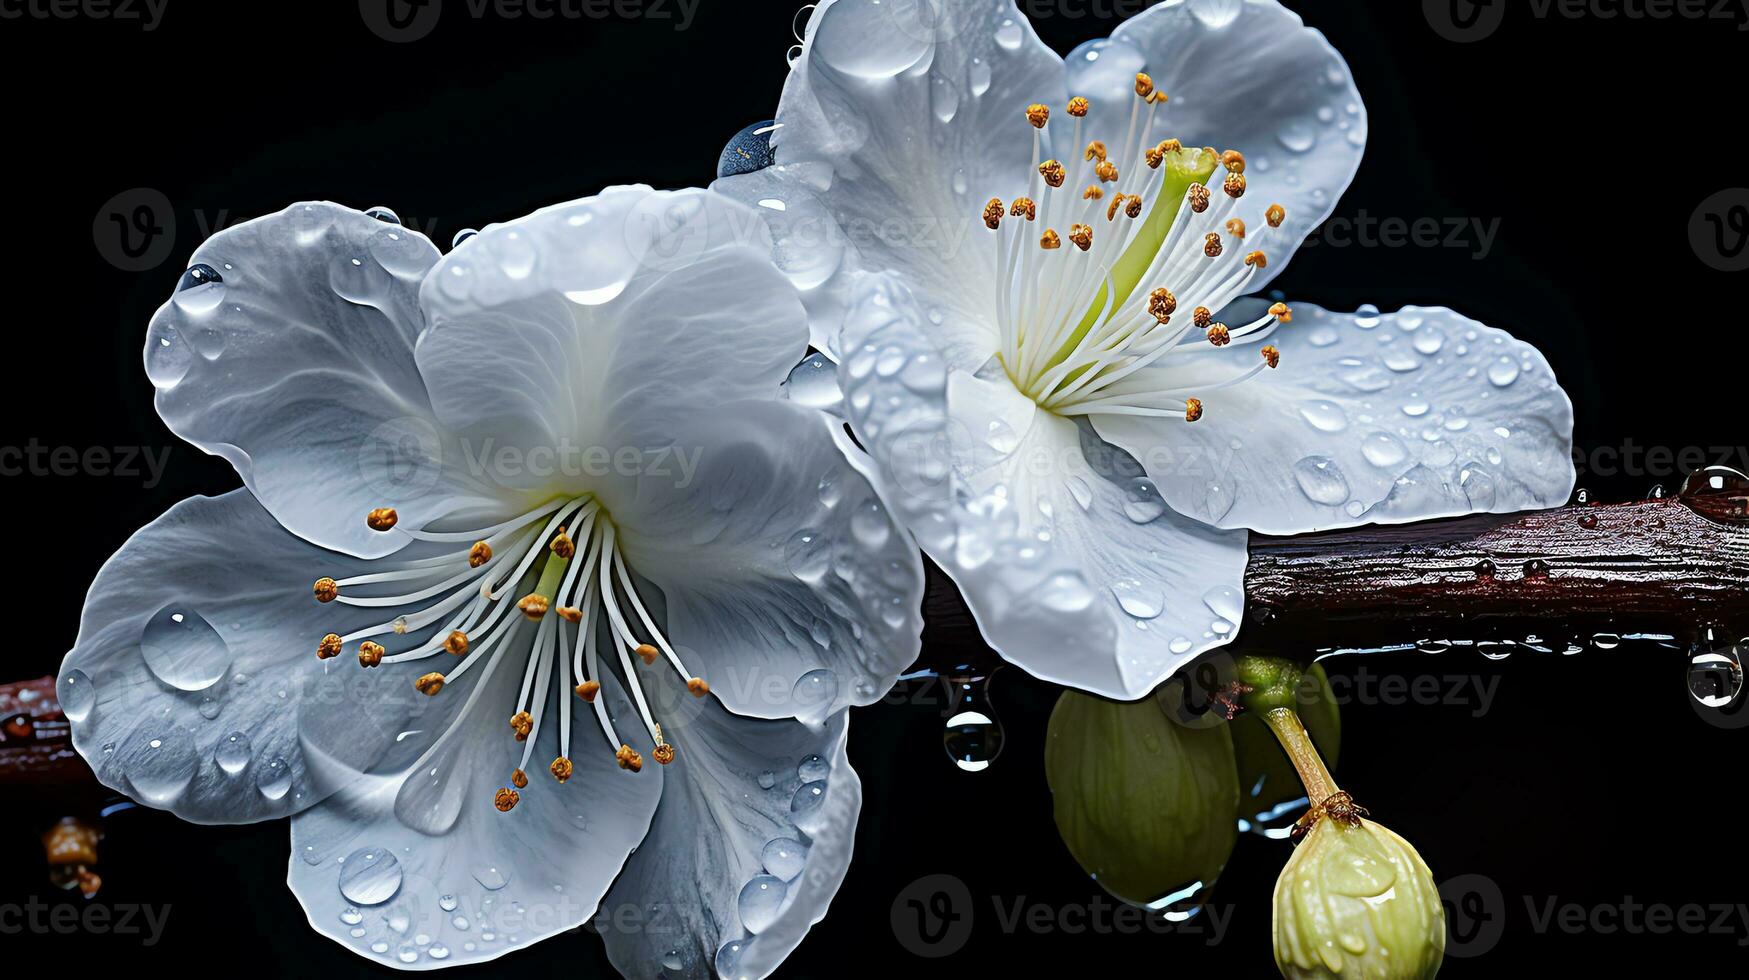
[359,0,443,42]
[1690,188,1749,272]
[1424,0,1507,42]
[891,874,974,958]
[93,188,176,273]
[1441,873,1507,957]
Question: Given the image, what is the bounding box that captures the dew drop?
[789,780,827,816]
[785,352,842,411]
[791,669,838,721]
[1111,578,1165,620]
[338,848,402,906]
[472,865,510,891]
[56,669,95,723]
[120,729,197,805]
[1688,646,1743,711]
[813,0,933,77]
[1360,432,1408,468]
[1487,356,1520,387]
[256,755,292,801]
[784,529,830,583]
[1121,478,1168,523]
[761,837,809,882]
[140,604,231,692]
[1292,456,1350,506]
[1299,400,1349,433]
[214,731,252,775]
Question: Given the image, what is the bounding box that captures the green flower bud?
[1232,664,1341,824]
[1273,815,1446,979]
[1045,689,1238,908]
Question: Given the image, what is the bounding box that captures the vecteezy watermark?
[93,191,445,273]
[0,897,172,944]
[1440,873,1749,957]
[1300,212,1503,261]
[0,0,167,30]
[1426,0,1749,42]
[0,441,172,488]
[1689,188,1749,272]
[357,0,699,42]
[890,874,1229,959]
[1572,440,1749,481]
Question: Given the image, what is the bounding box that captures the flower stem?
[1259,706,1340,806]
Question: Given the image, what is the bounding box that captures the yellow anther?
[1185,398,1205,423]
[1009,197,1037,220]
[313,578,338,603]
[317,633,343,660]
[414,672,445,696]
[1083,185,1104,201]
[550,527,575,559]
[1261,345,1281,369]
[557,606,583,624]
[1125,196,1143,219]
[1227,217,1247,239]
[1134,72,1154,98]
[1149,288,1177,323]
[575,680,601,702]
[1039,159,1066,188]
[517,593,550,620]
[653,743,676,766]
[1145,146,1165,169]
[1193,306,1214,329]
[1068,224,1093,251]
[366,507,398,532]
[687,677,711,698]
[1222,149,1246,174]
[550,757,574,783]
[494,787,520,812]
[616,744,644,772]
[1067,96,1090,117]
[1266,203,1287,228]
[1187,183,1211,214]
[468,540,492,567]
[1040,229,1061,250]
[635,643,660,665]
[1148,90,1169,105]
[1223,172,1247,199]
[983,198,1005,230]
[509,710,534,741]
[1207,324,1231,346]
[1159,138,1183,154]
[1107,195,1124,221]
[1269,302,1293,323]
[512,768,528,789]
[1096,160,1119,183]
[1084,140,1107,163]
[444,630,470,655]
[1026,103,1050,128]
[1204,233,1224,258]
[357,642,385,668]
[1246,250,1268,269]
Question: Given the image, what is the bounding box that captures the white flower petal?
[59,489,433,823]
[608,397,923,721]
[145,202,484,559]
[1091,302,1577,534]
[714,0,1067,370]
[1107,0,1367,291]
[287,652,662,971]
[598,709,859,980]
[413,187,809,492]
[840,274,1248,699]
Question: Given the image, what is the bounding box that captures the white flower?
[58,189,923,976]
[717,0,1575,699]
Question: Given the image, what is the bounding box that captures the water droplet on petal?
[1487,356,1520,387]
[785,352,842,411]
[1121,478,1168,523]
[214,731,251,775]
[120,729,197,805]
[716,939,748,980]
[338,848,402,906]
[1299,400,1349,433]
[256,755,291,800]
[791,669,838,721]
[813,0,933,77]
[1361,432,1408,468]
[784,528,830,583]
[57,669,95,723]
[1111,578,1165,620]
[1292,456,1350,506]
[762,838,809,882]
[140,605,231,692]
[1689,645,1744,711]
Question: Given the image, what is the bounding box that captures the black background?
[2,0,1744,975]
